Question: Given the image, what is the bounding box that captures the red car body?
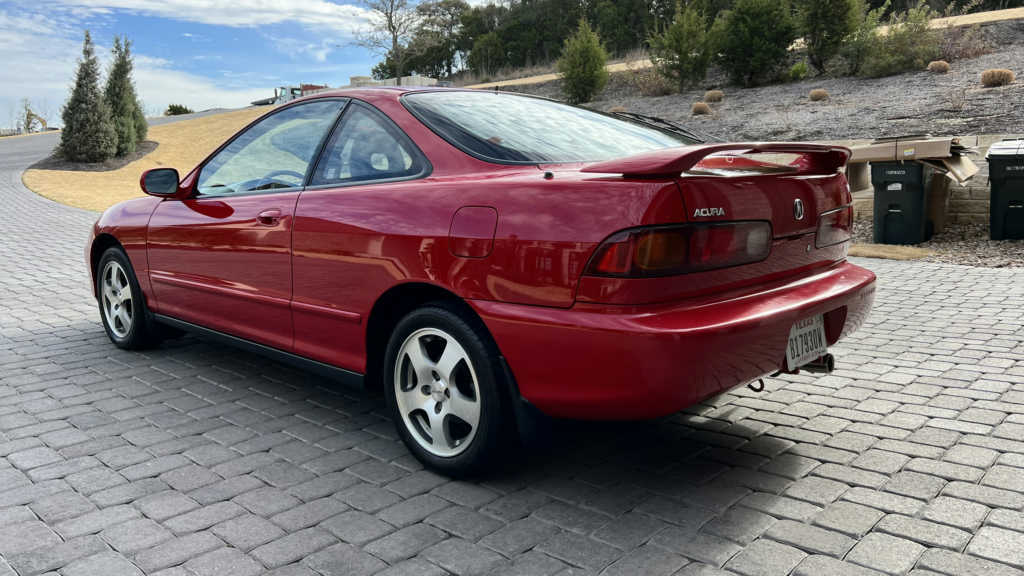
[88,88,875,421]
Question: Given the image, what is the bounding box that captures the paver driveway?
[1,134,1023,576]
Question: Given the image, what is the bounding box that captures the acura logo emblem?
[793,199,805,221]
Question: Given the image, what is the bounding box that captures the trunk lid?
[575,143,854,305]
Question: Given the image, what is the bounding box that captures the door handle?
[257,209,282,226]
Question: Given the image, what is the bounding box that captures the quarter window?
[311,104,426,186]
[197,100,345,196]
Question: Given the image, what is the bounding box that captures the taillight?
[585,222,772,277]
[816,205,853,248]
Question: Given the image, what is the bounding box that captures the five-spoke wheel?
[395,327,482,458]
[95,247,162,349]
[385,305,509,476]
[101,260,134,338]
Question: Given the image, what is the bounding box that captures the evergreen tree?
[649,2,711,90]
[798,0,858,73]
[60,31,116,163]
[713,0,798,86]
[104,36,147,157]
[557,18,609,104]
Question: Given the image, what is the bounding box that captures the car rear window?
[403,91,697,164]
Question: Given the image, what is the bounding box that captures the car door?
[147,99,346,351]
[291,101,432,370]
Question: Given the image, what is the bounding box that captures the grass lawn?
[23,107,267,212]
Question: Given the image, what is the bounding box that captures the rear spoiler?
[580,143,852,177]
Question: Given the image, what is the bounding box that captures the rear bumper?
[472,261,876,420]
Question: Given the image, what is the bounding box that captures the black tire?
[384,303,511,477]
[95,247,162,350]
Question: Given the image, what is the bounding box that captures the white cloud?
[0,7,275,128]
[44,0,374,34]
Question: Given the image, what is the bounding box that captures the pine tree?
[104,36,147,157]
[798,0,858,73]
[649,2,711,90]
[557,19,609,104]
[60,31,117,163]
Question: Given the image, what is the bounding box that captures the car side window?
[197,99,346,196]
[310,103,426,186]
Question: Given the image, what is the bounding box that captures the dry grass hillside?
[23,107,267,211]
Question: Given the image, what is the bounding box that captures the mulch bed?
[30,140,158,172]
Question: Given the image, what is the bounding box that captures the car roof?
[292,86,528,106]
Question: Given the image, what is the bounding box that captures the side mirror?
[140,168,180,197]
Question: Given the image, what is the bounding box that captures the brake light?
[816,205,853,248]
[586,222,772,277]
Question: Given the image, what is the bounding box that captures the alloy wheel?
[394,327,482,457]
[101,260,133,339]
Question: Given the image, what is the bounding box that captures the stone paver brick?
[765,519,856,557]
[965,526,1024,569]
[423,538,509,575]
[100,517,174,553]
[211,514,286,551]
[724,539,807,576]
[6,535,108,575]
[304,542,388,576]
[250,527,337,568]
[846,533,925,575]
[321,510,395,545]
[362,523,446,563]
[183,547,264,576]
[62,551,143,576]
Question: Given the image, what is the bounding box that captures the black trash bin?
[871,161,935,244]
[986,139,1024,240]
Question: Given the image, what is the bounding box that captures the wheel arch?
[89,233,124,299]
[364,282,503,394]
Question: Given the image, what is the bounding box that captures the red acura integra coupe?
[88,88,875,474]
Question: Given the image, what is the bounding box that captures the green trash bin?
[986,139,1024,240]
[870,161,935,244]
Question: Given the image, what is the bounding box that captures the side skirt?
[153,314,365,389]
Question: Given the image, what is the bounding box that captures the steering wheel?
[263,169,305,181]
[243,169,306,192]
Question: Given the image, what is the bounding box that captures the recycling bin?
[987,139,1024,240]
[870,161,936,244]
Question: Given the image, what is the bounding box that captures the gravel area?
[512,20,1024,142]
[854,220,1024,267]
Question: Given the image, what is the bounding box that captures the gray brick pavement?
[2,135,1024,575]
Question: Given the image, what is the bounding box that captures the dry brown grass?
[23,107,268,212]
[703,89,724,103]
[809,89,830,102]
[849,243,934,260]
[691,102,712,116]
[608,105,627,113]
[927,60,951,73]
[981,68,1016,87]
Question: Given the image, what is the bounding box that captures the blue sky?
[0,0,392,128]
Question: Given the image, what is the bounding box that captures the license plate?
[786,314,827,370]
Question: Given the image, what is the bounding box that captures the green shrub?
[789,61,809,82]
[860,1,940,78]
[59,31,116,163]
[165,104,194,116]
[798,0,858,73]
[557,19,609,104]
[648,3,711,90]
[841,0,887,76]
[712,0,798,87]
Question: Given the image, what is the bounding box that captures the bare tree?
[357,0,421,85]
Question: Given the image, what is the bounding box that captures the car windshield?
[403,91,698,164]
